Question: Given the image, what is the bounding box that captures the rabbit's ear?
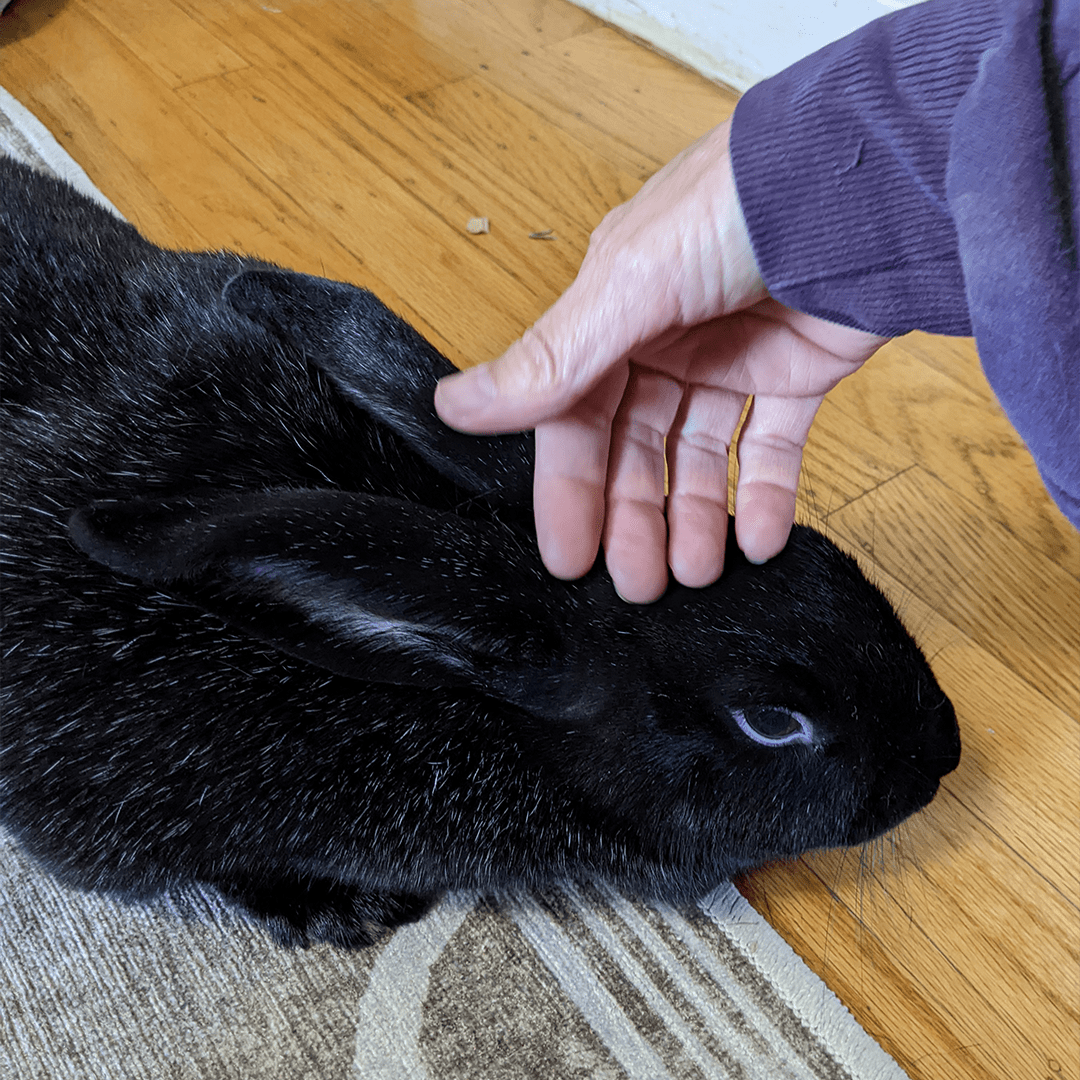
[68,488,586,712]
[222,269,533,505]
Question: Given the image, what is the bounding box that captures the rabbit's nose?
[843,701,961,845]
[921,694,961,780]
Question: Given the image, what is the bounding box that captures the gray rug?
[0,85,908,1080]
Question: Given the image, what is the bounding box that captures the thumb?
[435,115,759,436]
[434,274,639,434]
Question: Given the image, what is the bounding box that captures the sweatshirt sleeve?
[730,0,1079,530]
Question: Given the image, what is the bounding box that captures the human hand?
[435,118,889,603]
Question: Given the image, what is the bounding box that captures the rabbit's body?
[1,157,960,947]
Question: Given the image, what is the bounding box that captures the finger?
[665,386,748,588]
[602,368,684,604]
[603,498,669,604]
[733,394,823,562]
[532,367,629,580]
[734,481,797,565]
[434,117,761,438]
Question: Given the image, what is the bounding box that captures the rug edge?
[0,86,124,218]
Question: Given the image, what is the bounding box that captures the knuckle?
[511,324,563,393]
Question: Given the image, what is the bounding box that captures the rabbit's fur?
[0,157,960,947]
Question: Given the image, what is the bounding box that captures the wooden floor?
[2,1,1077,1077]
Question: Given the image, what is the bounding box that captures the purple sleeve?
[730,0,1079,530]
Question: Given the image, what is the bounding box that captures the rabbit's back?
[2,160,601,934]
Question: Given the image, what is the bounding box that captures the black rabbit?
[0,156,960,948]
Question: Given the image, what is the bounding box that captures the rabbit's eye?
[733,707,814,747]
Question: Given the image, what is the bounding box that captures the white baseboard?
[573,0,924,92]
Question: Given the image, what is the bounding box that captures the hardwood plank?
[829,339,1080,576]
[0,31,204,244]
[1,3,296,252]
[375,0,604,65]
[894,330,996,402]
[797,397,914,519]
[738,858,995,1080]
[178,39,597,280]
[172,0,633,249]
[375,0,730,171]
[930,635,1079,904]
[176,65,555,364]
[180,0,478,98]
[846,558,1080,905]
[477,25,738,167]
[174,0,658,179]
[408,77,648,233]
[740,848,1072,1080]
[84,0,250,89]
[811,795,1078,1079]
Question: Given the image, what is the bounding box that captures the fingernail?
[435,365,496,419]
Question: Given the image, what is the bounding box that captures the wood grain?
[828,340,1080,576]
[2,1,1076,1078]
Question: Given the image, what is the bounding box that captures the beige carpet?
[0,85,909,1080]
